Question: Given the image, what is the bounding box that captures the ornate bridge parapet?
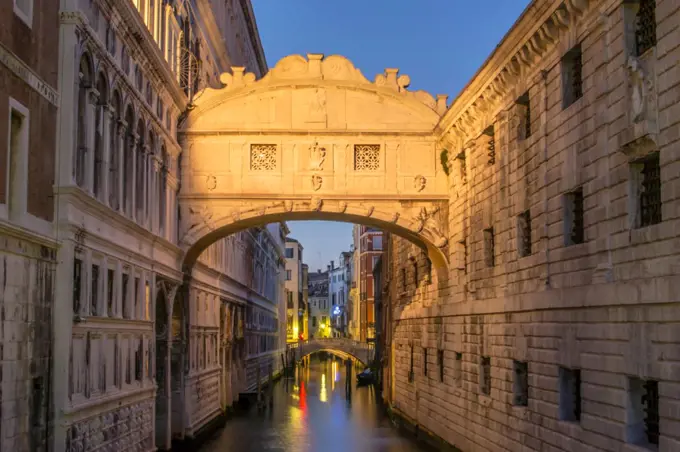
[289,339,375,366]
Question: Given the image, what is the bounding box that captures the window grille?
[643,380,659,445]
[517,92,531,139]
[73,258,82,314]
[484,126,495,165]
[438,349,444,382]
[635,0,657,56]
[459,239,468,273]
[354,145,380,171]
[480,356,491,395]
[456,151,467,183]
[518,210,532,257]
[250,144,277,171]
[409,345,414,383]
[640,153,662,227]
[91,265,99,316]
[565,189,585,245]
[423,348,428,376]
[562,45,583,108]
[513,361,529,406]
[483,228,495,267]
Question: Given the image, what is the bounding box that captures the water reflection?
[200,355,430,452]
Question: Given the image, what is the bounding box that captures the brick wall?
[384,0,680,450]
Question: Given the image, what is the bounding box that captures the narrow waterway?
[200,355,431,452]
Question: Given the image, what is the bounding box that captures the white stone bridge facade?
[288,339,375,366]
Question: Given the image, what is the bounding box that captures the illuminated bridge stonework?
[178,54,451,273]
[290,339,375,366]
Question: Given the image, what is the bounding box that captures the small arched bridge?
[288,339,375,366]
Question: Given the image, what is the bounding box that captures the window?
[454,352,463,387]
[134,277,140,319]
[312,316,317,327]
[517,210,532,257]
[401,268,407,292]
[635,0,657,56]
[513,361,529,406]
[483,228,495,267]
[287,291,293,308]
[122,273,129,318]
[627,377,659,447]
[285,248,294,259]
[631,152,662,228]
[425,258,432,284]
[437,349,444,382]
[480,356,491,395]
[107,268,115,316]
[286,270,292,281]
[562,45,583,108]
[372,235,383,250]
[457,239,467,273]
[564,188,584,245]
[134,339,143,382]
[13,0,33,27]
[408,345,414,383]
[6,100,29,218]
[484,125,496,165]
[423,348,428,376]
[73,258,82,314]
[559,367,581,422]
[372,256,379,271]
[91,264,100,316]
[517,92,531,140]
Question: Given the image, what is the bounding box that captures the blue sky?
[251,0,530,272]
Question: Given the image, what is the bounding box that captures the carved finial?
[436,95,448,115]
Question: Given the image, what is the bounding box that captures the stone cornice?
[436,0,592,144]
[0,219,59,250]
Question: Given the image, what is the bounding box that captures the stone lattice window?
[480,356,491,395]
[562,44,583,108]
[518,210,532,257]
[559,367,582,422]
[517,92,531,140]
[250,144,277,171]
[354,144,380,171]
[483,228,495,267]
[564,188,585,246]
[635,0,657,56]
[513,360,529,406]
[484,125,495,165]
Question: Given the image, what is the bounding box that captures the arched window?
[109,91,122,209]
[135,120,146,221]
[75,53,93,188]
[94,73,108,201]
[159,145,168,236]
[123,106,135,216]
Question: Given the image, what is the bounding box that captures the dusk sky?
[251,0,531,272]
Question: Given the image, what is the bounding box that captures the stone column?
[85,89,99,194]
[156,282,179,450]
[116,121,126,214]
[101,105,112,206]
[131,135,139,222]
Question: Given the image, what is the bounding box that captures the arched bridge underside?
[179,54,451,271]
[292,339,375,366]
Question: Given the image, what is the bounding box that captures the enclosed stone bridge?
[178,53,452,274]
[289,339,375,366]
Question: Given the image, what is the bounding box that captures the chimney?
[327,265,331,272]
[331,260,335,270]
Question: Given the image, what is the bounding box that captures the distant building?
[284,238,304,341]
[353,225,383,341]
[328,253,352,335]
[308,269,330,338]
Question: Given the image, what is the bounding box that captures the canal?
[200,355,431,452]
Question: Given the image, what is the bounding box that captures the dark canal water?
[200,355,431,452]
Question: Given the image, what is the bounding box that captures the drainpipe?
[541,69,551,288]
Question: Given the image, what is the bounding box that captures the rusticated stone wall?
[383,0,680,450]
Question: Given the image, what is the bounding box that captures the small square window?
[513,361,529,406]
[562,44,583,109]
[559,367,581,422]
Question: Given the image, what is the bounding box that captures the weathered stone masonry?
[382,0,680,451]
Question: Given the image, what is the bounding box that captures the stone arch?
[298,349,367,366]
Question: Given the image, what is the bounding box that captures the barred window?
[454,352,463,387]
[559,367,582,422]
[564,188,584,246]
[518,210,532,257]
[627,377,659,446]
[423,348,428,376]
[513,361,529,406]
[517,92,531,140]
[562,45,583,108]
[484,125,495,165]
[438,349,444,382]
[483,228,495,267]
[632,152,662,228]
[635,0,657,56]
[480,356,491,395]
[408,344,414,383]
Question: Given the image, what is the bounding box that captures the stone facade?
[380,0,680,451]
[0,1,59,450]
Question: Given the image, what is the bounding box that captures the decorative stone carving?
[205,174,217,191]
[338,201,348,213]
[627,55,651,124]
[390,212,400,223]
[310,197,323,211]
[415,206,447,247]
[414,175,427,192]
[284,200,294,212]
[354,145,380,171]
[309,141,326,171]
[185,205,214,238]
[307,89,327,123]
[311,175,323,191]
[250,144,277,171]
